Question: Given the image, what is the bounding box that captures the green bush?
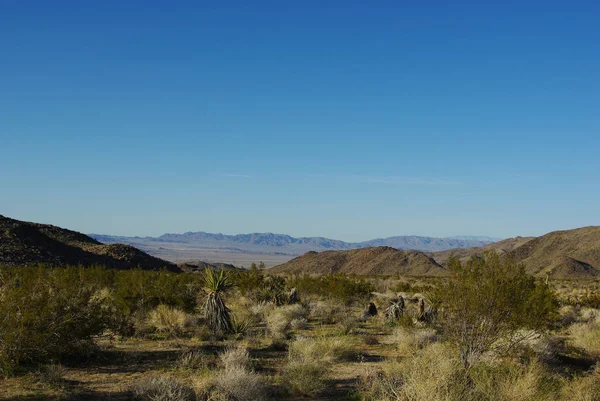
[0,265,203,375]
[286,273,374,303]
[434,253,559,369]
[0,266,107,376]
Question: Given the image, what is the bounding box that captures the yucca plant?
[203,268,233,335]
[230,315,251,337]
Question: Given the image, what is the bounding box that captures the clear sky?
[1,1,599,241]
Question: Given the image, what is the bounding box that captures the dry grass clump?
[579,308,600,323]
[281,335,355,396]
[132,375,195,401]
[289,335,355,364]
[194,346,267,401]
[290,317,308,330]
[266,304,309,339]
[385,326,439,355]
[361,343,565,401]
[146,304,192,338]
[519,333,563,363]
[176,349,215,371]
[569,314,600,357]
[470,359,559,401]
[559,305,579,326]
[282,359,329,397]
[335,313,362,335]
[212,368,267,401]
[35,363,67,387]
[220,346,252,372]
[361,342,464,401]
[560,366,600,401]
[266,309,293,340]
[308,300,342,323]
[248,301,275,319]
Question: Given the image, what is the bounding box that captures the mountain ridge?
[269,246,448,276]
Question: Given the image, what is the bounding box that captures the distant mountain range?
[3,215,599,279]
[273,226,600,279]
[89,231,499,266]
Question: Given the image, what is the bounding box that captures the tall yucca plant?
[203,268,233,334]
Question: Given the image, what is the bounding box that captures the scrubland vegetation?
[1,256,600,400]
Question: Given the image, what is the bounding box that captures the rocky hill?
[430,236,535,265]
[507,226,600,279]
[269,246,448,276]
[430,227,600,279]
[0,215,179,271]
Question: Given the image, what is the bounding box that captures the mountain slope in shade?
[269,246,448,276]
[430,236,535,265]
[0,215,179,272]
[506,226,600,278]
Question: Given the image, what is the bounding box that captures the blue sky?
[1,1,599,241]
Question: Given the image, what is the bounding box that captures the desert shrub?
[249,301,275,318]
[559,305,579,326]
[289,335,354,364]
[147,304,191,337]
[560,366,600,401]
[385,327,438,355]
[290,318,308,330]
[575,292,600,309]
[212,367,267,401]
[233,263,290,305]
[434,253,558,369]
[282,335,356,396]
[132,375,195,401]
[219,346,252,372]
[0,265,205,375]
[336,313,361,335]
[266,309,292,340]
[195,346,267,401]
[569,314,600,357]
[176,349,214,371]
[287,273,374,303]
[579,308,600,323]
[265,305,307,340]
[35,363,67,387]
[282,359,329,397]
[0,267,107,375]
[469,359,561,401]
[308,299,342,323]
[364,334,379,345]
[360,342,467,401]
[282,303,309,319]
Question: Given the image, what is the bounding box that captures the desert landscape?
[2,2,599,400]
[1,215,600,400]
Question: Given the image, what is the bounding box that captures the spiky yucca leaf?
[203,268,233,293]
[230,315,251,336]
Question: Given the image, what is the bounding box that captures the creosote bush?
[0,267,107,376]
[434,253,558,369]
[287,273,374,303]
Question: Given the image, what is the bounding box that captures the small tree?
[435,253,558,369]
[203,268,233,335]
